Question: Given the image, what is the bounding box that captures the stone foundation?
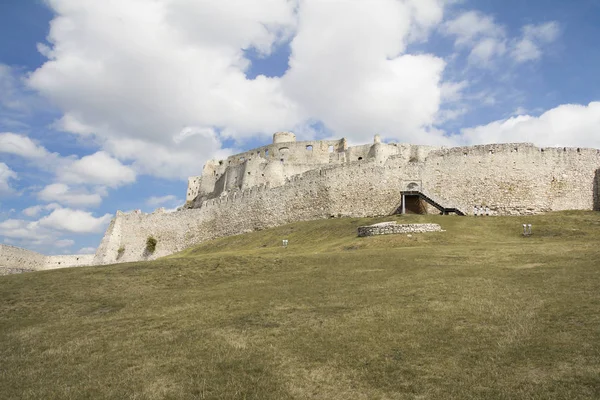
[357,222,443,237]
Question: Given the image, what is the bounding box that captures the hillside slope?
[1,213,599,399]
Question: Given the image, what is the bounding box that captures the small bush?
[117,245,125,259]
[146,236,157,254]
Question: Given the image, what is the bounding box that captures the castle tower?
[273,131,296,144]
[374,134,381,144]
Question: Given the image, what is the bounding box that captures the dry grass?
[1,212,600,399]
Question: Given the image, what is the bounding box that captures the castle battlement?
[186,134,440,206]
[88,132,600,267]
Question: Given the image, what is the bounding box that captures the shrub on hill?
[145,236,157,254]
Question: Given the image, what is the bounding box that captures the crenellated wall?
[419,144,600,215]
[94,140,600,265]
[186,132,359,204]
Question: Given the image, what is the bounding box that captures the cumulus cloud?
[0,64,51,127]
[282,0,450,144]
[28,0,300,179]
[0,162,17,195]
[0,132,135,206]
[22,203,60,218]
[26,0,458,176]
[0,218,51,242]
[459,102,600,148]
[38,208,112,233]
[77,246,97,254]
[57,151,136,188]
[443,11,559,66]
[55,239,74,248]
[1,205,109,253]
[0,132,46,158]
[146,194,180,207]
[22,205,43,217]
[511,22,560,63]
[443,10,505,46]
[38,183,103,208]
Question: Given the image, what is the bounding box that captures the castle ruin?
[4,132,600,271]
[92,132,600,265]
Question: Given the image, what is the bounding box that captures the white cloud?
[28,0,300,179]
[58,151,136,188]
[78,246,97,254]
[0,162,17,195]
[38,183,103,208]
[511,22,560,63]
[282,0,450,144]
[39,208,112,233]
[22,205,43,217]
[524,21,560,43]
[459,102,600,148]
[0,132,53,159]
[146,194,179,207]
[0,64,49,119]
[22,203,61,217]
[0,219,52,242]
[468,38,506,65]
[26,0,457,175]
[444,11,559,67]
[55,239,74,248]
[1,205,108,253]
[443,11,504,46]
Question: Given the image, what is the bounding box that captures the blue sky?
[1,0,599,255]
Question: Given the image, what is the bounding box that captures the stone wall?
[44,255,95,270]
[0,244,45,271]
[594,168,600,211]
[417,144,600,215]
[358,222,442,237]
[0,244,94,273]
[95,142,600,266]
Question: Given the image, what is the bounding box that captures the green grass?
[1,212,600,399]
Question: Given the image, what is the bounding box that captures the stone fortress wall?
[0,244,94,273]
[92,132,600,266]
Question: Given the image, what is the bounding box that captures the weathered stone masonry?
[358,222,443,237]
[92,133,600,265]
[0,244,94,273]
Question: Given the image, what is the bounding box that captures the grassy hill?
[1,212,599,399]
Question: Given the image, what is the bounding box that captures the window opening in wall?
[219,160,223,165]
[306,145,313,151]
[265,149,269,157]
[329,145,334,153]
[358,157,363,160]
[248,172,251,175]
[280,158,284,163]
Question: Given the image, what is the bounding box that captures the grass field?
[1,212,600,399]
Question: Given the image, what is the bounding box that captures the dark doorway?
[395,195,429,214]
